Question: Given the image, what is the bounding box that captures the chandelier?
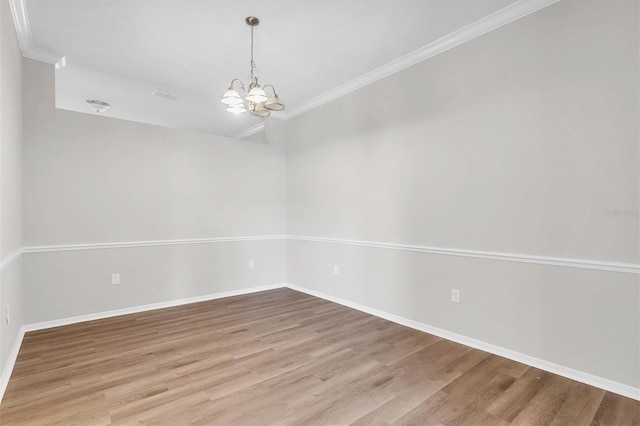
[220,16,284,116]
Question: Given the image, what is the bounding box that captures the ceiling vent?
[152,89,182,101]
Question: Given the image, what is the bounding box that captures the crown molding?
[8,0,65,66]
[280,0,560,120]
[232,121,265,139]
[267,111,286,120]
[11,0,557,137]
[233,0,560,136]
[232,111,288,139]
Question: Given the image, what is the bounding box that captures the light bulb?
[227,104,247,114]
[221,88,243,105]
[246,85,268,103]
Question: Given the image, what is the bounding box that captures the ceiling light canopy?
[221,17,284,117]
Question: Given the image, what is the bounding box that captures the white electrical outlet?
[249,260,255,270]
[333,265,340,275]
[5,305,9,324]
[112,273,121,285]
[451,289,461,303]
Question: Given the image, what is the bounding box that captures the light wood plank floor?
[1,288,638,425]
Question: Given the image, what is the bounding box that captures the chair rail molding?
[287,235,640,275]
[21,235,639,274]
[22,235,287,254]
[0,249,22,273]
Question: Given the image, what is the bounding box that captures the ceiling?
[19,0,546,138]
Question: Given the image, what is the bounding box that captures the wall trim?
[0,283,286,402]
[288,235,640,275]
[285,283,640,401]
[23,283,287,332]
[0,327,25,403]
[232,0,559,137]
[232,122,265,140]
[22,235,639,274]
[279,0,560,120]
[22,235,287,254]
[10,0,559,139]
[0,249,22,273]
[4,283,638,401]
[8,0,65,66]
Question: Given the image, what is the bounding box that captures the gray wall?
[24,63,286,246]
[0,0,24,374]
[12,0,640,393]
[286,0,640,387]
[22,59,287,323]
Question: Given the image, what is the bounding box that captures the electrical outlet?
[5,305,9,324]
[333,265,340,275]
[249,260,255,270]
[112,273,121,285]
[451,289,461,303]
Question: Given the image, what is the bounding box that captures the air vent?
[152,89,182,101]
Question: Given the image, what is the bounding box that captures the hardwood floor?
[1,288,637,425]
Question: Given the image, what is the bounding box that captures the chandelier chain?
[250,24,256,80]
[221,16,284,116]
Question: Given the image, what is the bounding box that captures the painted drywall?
[24,63,286,246]
[12,0,640,395]
[25,241,285,323]
[0,257,21,372]
[286,0,640,388]
[287,0,638,264]
[22,59,287,323]
[0,2,22,259]
[0,0,24,376]
[287,240,639,387]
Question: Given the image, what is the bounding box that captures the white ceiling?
[22,0,536,138]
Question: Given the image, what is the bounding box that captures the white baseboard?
[285,283,640,401]
[1,283,287,403]
[4,283,637,403]
[0,327,26,403]
[23,283,287,332]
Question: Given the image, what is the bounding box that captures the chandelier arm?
[262,84,277,95]
[222,17,283,114]
[230,79,247,96]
